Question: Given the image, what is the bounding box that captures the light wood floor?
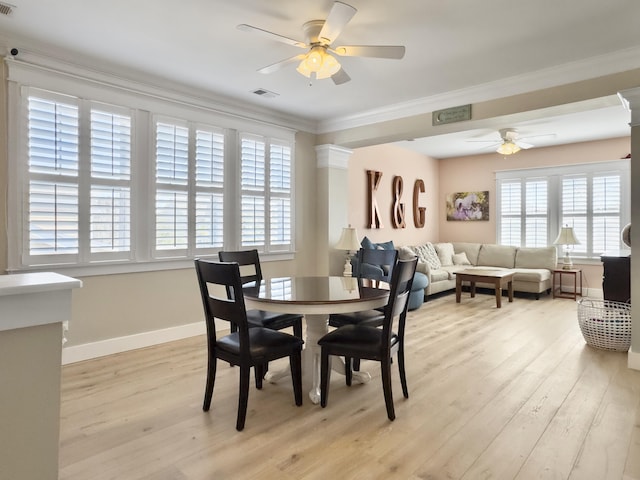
[59,292,640,479]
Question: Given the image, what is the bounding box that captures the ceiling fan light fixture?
[497,142,521,155]
[296,47,341,80]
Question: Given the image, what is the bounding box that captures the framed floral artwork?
[446,191,489,221]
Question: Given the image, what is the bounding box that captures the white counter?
[0,272,82,480]
[0,272,82,331]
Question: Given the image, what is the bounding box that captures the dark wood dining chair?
[194,258,303,431]
[329,248,398,329]
[318,256,418,421]
[329,248,398,372]
[218,249,303,339]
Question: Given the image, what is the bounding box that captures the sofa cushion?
[452,252,471,265]
[442,265,469,280]
[434,242,455,266]
[515,246,557,271]
[452,242,481,265]
[512,268,552,282]
[429,268,450,282]
[412,243,441,270]
[477,244,516,269]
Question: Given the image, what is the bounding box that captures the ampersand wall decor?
[391,175,406,228]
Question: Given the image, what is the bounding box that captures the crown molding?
[0,37,317,134]
[317,46,640,134]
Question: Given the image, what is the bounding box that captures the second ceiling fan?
[237,1,406,85]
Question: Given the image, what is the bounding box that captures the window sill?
[8,252,295,278]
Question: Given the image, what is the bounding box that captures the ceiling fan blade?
[237,24,307,48]
[516,141,534,149]
[257,54,307,74]
[333,45,406,59]
[331,67,351,85]
[319,1,357,44]
[519,133,557,141]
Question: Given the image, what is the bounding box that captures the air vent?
[0,2,15,15]
[252,88,279,99]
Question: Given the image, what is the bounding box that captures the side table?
[553,268,582,300]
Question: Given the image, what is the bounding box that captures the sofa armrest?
[415,261,431,276]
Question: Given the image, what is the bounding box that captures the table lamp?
[335,226,360,277]
[553,225,580,269]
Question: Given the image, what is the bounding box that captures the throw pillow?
[398,246,417,260]
[360,237,395,251]
[452,252,471,265]
[361,236,375,250]
[435,242,455,266]
[412,242,441,270]
[377,240,395,250]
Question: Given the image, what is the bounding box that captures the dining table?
[243,276,390,404]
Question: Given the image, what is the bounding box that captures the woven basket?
[577,298,631,351]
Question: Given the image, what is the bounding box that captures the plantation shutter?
[240,136,266,247]
[499,181,521,246]
[195,129,225,248]
[27,96,80,256]
[592,174,621,254]
[524,179,548,247]
[90,109,131,255]
[269,143,292,246]
[155,122,189,251]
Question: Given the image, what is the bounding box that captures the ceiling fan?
[470,128,554,155]
[237,1,406,85]
[495,128,534,155]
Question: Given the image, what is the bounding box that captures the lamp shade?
[296,47,342,80]
[496,142,521,155]
[553,226,581,246]
[335,226,360,251]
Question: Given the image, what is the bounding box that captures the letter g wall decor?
[366,170,426,229]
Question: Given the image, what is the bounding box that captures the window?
[153,120,225,256]
[496,161,630,260]
[10,79,294,274]
[25,92,132,265]
[561,173,622,256]
[240,135,293,252]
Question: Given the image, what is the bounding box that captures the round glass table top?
[243,276,389,306]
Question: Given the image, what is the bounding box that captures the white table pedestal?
[265,313,371,404]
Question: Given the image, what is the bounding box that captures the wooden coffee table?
[455,269,515,308]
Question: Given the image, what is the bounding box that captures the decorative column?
[618,87,640,370]
[0,272,82,480]
[315,144,354,276]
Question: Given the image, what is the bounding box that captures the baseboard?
[628,347,640,371]
[61,321,206,365]
[583,287,603,299]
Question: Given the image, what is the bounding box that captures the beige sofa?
[398,242,557,299]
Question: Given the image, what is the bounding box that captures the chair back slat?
[218,249,263,286]
[381,257,418,349]
[194,259,251,347]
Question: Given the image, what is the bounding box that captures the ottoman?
[408,271,428,310]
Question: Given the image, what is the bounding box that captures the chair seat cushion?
[246,309,302,330]
[329,309,385,328]
[218,328,303,360]
[318,324,398,359]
